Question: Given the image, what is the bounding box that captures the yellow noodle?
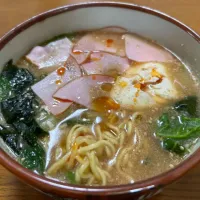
[119,130,126,146]
[75,155,85,164]
[87,151,101,180]
[75,159,90,183]
[47,111,143,185]
[115,147,134,183]
[78,140,115,155]
[47,151,71,174]
[87,176,95,185]
[95,124,102,140]
[66,125,90,151]
[105,122,120,135]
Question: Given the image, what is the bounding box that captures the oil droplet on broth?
[55,80,62,85]
[92,96,120,112]
[57,67,66,76]
[106,39,114,47]
[101,83,113,92]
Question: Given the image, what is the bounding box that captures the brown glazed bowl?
[0,2,200,200]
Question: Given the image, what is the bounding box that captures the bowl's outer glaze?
[0,2,200,200]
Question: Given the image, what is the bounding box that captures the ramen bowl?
[0,2,200,200]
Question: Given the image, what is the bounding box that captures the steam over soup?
[0,27,199,186]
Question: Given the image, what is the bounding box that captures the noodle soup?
[0,27,199,186]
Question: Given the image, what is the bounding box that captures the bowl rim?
[0,1,200,197]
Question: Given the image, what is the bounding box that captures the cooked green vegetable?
[174,96,198,117]
[40,33,76,46]
[157,113,200,139]
[156,96,200,155]
[0,76,13,101]
[66,171,76,184]
[34,107,58,132]
[0,60,46,174]
[162,138,186,155]
[20,143,45,174]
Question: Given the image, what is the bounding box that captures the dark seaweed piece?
[20,143,45,174]
[13,120,46,142]
[9,68,34,92]
[0,125,22,154]
[13,121,37,145]
[1,88,35,124]
[0,60,47,174]
[2,60,34,93]
[1,60,18,79]
[174,96,198,117]
[0,122,46,173]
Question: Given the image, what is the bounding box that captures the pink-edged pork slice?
[53,75,114,108]
[26,38,73,72]
[124,34,174,62]
[73,31,126,57]
[31,56,81,115]
[70,51,90,64]
[82,52,130,75]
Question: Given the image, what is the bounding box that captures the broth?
[0,27,199,186]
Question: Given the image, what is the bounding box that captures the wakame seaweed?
[156,96,200,155]
[0,60,46,174]
[0,125,22,154]
[20,143,45,174]
[1,88,35,123]
[2,60,34,93]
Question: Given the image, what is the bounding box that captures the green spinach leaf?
[157,113,200,139]
[156,96,200,155]
[162,138,186,155]
[0,76,13,101]
[66,171,76,184]
[20,143,45,174]
[174,96,198,117]
[0,60,47,174]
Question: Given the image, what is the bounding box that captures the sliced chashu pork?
[26,38,73,73]
[71,51,90,64]
[73,30,126,57]
[53,75,114,108]
[71,27,127,64]
[82,52,130,75]
[124,34,174,62]
[111,62,179,110]
[31,56,81,115]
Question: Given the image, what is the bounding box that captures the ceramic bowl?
[0,2,199,200]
